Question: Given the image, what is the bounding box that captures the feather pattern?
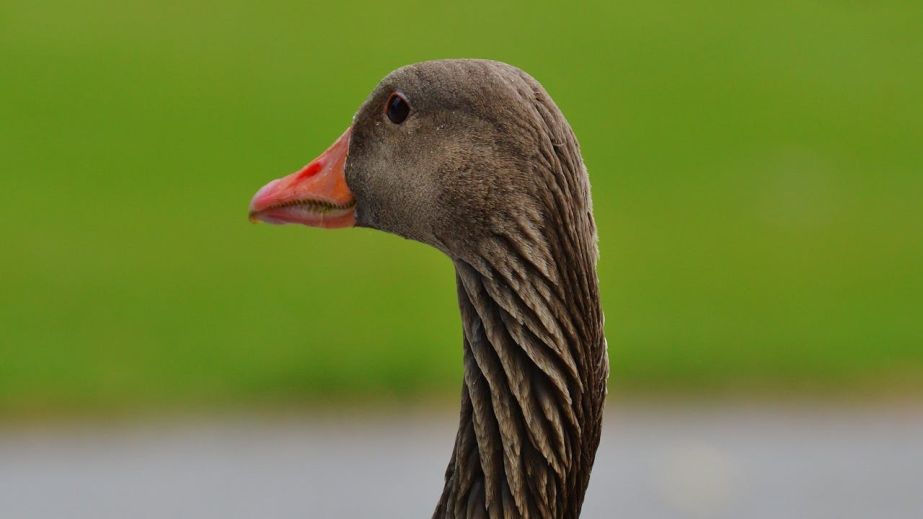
[341,59,607,519]
[434,76,606,516]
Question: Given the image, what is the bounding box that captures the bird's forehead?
[373,60,528,113]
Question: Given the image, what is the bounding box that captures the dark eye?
[385,93,410,124]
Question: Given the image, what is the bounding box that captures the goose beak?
[248,128,356,228]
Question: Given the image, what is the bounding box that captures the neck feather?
[433,199,607,518]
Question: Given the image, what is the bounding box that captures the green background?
[2,1,921,417]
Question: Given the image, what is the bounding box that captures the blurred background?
[1,1,921,517]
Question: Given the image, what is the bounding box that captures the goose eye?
[385,93,410,124]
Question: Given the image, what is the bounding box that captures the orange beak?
[248,128,355,228]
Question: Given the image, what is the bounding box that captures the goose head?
[249,59,606,518]
[250,60,586,264]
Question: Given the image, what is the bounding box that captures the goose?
[249,59,607,519]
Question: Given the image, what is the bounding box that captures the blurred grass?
[1,1,921,416]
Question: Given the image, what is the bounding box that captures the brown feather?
[346,59,607,518]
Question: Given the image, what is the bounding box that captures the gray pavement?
[1,403,922,518]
